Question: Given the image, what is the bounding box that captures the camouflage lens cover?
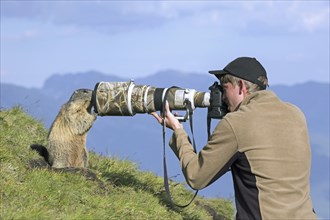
[94,81,132,116]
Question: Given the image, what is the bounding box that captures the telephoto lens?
[92,80,210,116]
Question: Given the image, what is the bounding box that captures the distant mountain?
[1,71,329,218]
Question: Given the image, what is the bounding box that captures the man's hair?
[220,74,268,93]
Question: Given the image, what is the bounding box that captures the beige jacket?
[169,90,317,220]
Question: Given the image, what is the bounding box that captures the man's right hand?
[150,101,183,131]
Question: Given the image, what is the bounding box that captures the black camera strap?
[161,88,198,208]
[207,116,212,141]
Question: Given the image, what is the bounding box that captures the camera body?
[92,80,227,119]
[207,82,228,119]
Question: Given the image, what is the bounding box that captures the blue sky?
[1,1,329,88]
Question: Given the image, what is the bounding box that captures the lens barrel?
[93,81,210,116]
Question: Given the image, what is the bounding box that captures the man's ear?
[238,80,247,95]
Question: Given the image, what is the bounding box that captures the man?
[151,57,316,219]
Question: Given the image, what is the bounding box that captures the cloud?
[302,7,330,32]
[1,1,174,34]
[1,1,328,35]
[1,28,40,41]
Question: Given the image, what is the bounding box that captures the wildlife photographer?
[151,57,317,219]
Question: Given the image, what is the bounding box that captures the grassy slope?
[0,107,234,219]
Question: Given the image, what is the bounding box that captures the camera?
[207,82,228,119]
[92,80,228,119]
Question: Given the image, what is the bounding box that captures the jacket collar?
[236,90,274,111]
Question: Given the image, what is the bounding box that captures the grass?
[0,107,234,219]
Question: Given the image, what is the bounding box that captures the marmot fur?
[31,88,96,168]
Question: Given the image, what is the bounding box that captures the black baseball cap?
[209,57,268,89]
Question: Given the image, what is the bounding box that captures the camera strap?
[161,88,198,208]
[207,116,212,141]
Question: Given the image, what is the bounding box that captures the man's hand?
[150,101,183,131]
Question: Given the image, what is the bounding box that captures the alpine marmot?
[31,88,96,168]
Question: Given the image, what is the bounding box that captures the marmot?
[31,88,96,168]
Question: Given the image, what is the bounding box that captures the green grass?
[0,107,234,219]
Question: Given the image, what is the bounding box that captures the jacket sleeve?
[169,118,238,190]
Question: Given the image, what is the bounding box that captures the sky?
[1,1,329,88]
